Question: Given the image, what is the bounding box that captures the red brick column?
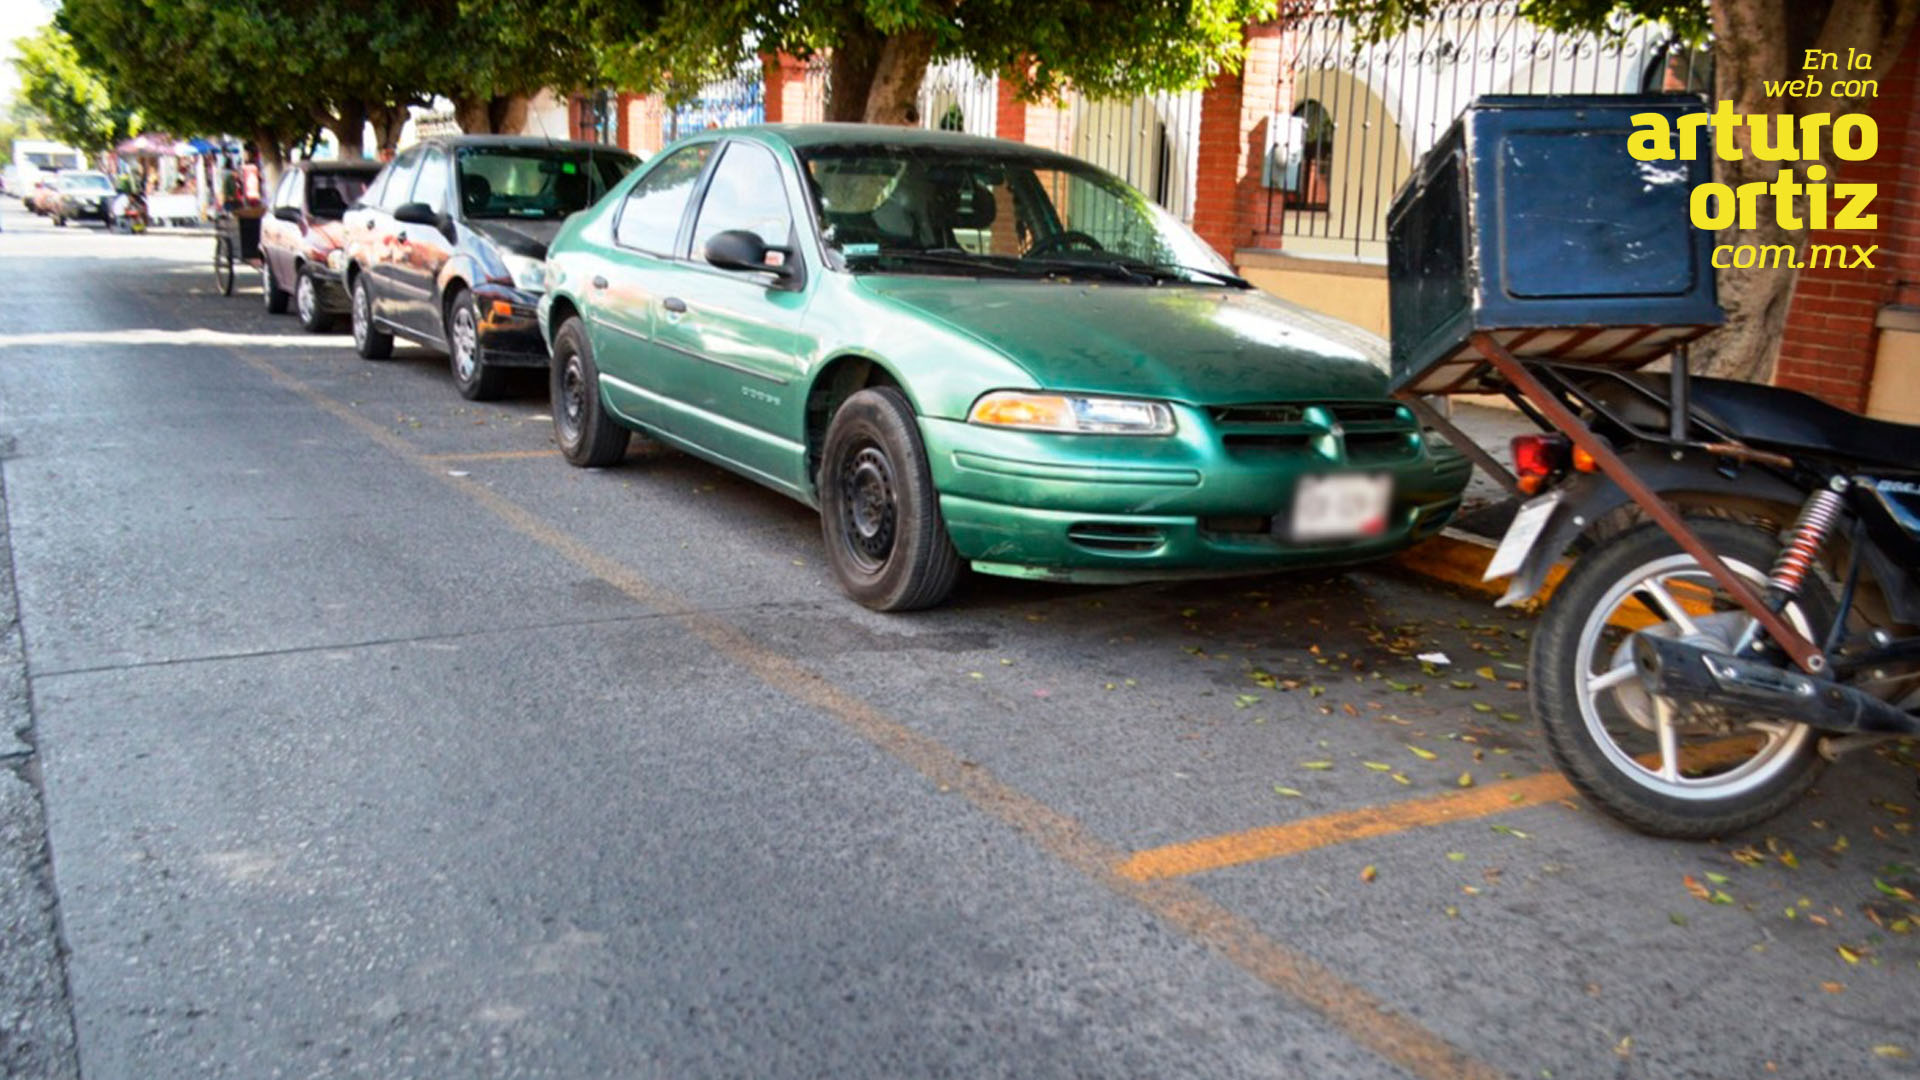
[1190,25,1287,260]
[615,92,636,152]
[763,53,815,124]
[994,80,1073,152]
[1772,27,1919,407]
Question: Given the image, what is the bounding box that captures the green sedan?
[538,125,1470,611]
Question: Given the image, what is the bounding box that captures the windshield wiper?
[847,248,1030,276]
[1149,263,1252,288]
[1102,260,1252,288]
[1018,257,1155,284]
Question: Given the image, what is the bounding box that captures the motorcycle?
[1453,349,1920,838]
[1384,96,1919,839]
[111,190,149,234]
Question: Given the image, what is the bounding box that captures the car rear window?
[456,147,637,220]
[309,172,373,218]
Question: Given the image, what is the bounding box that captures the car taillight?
[1510,434,1571,495]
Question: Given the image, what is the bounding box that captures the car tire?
[262,264,290,314]
[52,213,64,227]
[350,274,394,360]
[294,266,330,332]
[819,387,961,612]
[446,286,508,401]
[550,317,631,468]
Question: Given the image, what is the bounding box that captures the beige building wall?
[1868,307,1920,424]
[1234,251,1390,338]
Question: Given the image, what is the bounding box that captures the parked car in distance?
[51,171,116,227]
[538,125,1473,611]
[259,159,384,330]
[343,135,640,399]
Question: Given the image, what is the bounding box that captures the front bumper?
[919,409,1472,583]
[474,283,547,367]
[304,261,352,312]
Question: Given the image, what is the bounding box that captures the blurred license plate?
[1289,473,1392,541]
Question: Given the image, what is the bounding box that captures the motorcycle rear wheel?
[1530,517,1830,839]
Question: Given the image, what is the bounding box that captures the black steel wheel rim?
[838,441,897,572]
[560,351,587,444]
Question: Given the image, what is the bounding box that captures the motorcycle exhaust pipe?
[1633,634,1920,736]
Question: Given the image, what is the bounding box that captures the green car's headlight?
[502,254,548,294]
[968,391,1176,436]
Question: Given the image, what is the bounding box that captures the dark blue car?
[341,135,639,400]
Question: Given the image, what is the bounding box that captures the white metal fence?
[917,60,998,137]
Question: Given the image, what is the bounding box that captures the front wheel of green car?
[549,317,630,468]
[819,387,960,612]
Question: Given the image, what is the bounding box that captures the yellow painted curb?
[1391,528,1564,608]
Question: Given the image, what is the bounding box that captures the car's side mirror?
[394,201,456,241]
[704,229,801,288]
[272,206,302,224]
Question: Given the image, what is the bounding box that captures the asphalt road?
[1,201,1916,1080]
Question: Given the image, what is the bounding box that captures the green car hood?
[856,278,1393,405]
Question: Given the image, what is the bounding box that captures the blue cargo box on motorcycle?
[1387,95,1724,396]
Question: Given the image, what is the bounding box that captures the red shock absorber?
[1769,488,1845,598]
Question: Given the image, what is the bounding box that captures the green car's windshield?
[797,144,1241,286]
[456,147,638,220]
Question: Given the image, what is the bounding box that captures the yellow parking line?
[1121,738,1763,882]
[228,347,1506,1080]
[420,449,555,462]
[1120,772,1575,882]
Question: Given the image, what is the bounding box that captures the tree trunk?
[367,103,411,157]
[1689,0,1797,384]
[862,31,936,125]
[1689,0,1917,383]
[489,94,529,135]
[826,29,883,122]
[328,98,368,159]
[452,94,492,134]
[254,132,286,193]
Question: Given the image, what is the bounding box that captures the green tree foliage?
[10,23,136,154]
[554,0,1279,124]
[56,0,595,160]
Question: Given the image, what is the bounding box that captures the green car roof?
[710,123,1085,167]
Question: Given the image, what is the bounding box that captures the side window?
[613,143,711,256]
[410,149,451,215]
[689,142,794,263]
[272,170,300,210]
[359,167,390,210]
[377,151,422,212]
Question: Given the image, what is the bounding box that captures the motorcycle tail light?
[1511,434,1571,494]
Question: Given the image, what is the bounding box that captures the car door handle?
[591,275,608,290]
[662,297,687,313]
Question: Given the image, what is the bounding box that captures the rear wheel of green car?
[550,317,630,468]
[819,387,960,612]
